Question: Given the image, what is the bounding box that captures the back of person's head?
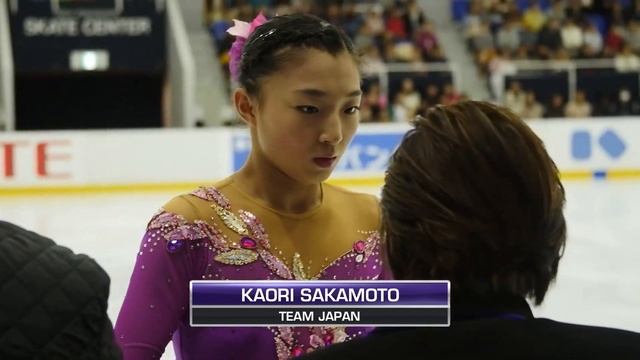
[381,101,566,305]
[0,221,121,359]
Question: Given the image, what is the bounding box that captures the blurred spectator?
[423,83,441,108]
[581,22,603,57]
[565,90,593,118]
[610,1,628,25]
[386,7,408,39]
[504,81,527,115]
[426,45,447,62]
[497,19,522,52]
[604,24,627,56]
[364,7,385,35]
[361,45,387,75]
[341,2,362,38]
[545,93,566,118]
[537,18,564,58]
[404,0,426,36]
[617,88,640,115]
[594,94,619,117]
[415,22,439,60]
[392,41,420,62]
[360,103,373,122]
[627,20,640,52]
[440,83,463,105]
[325,3,341,25]
[614,44,640,72]
[464,1,488,39]
[521,91,545,119]
[398,78,422,117]
[391,93,409,122]
[561,19,584,54]
[565,0,587,23]
[520,29,539,50]
[631,1,640,22]
[354,23,376,50]
[522,1,547,33]
[362,82,388,122]
[472,21,496,51]
[552,47,572,62]
[546,0,566,22]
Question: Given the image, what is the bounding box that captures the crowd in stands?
[360,79,467,123]
[465,0,640,68]
[205,0,461,123]
[204,0,640,122]
[504,80,640,118]
[463,0,640,118]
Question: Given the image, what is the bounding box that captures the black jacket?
[301,295,640,360]
[0,221,121,359]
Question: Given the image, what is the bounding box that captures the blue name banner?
[190,280,450,327]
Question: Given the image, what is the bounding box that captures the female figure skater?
[115,13,389,359]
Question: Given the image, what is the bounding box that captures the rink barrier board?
[2,170,640,197]
[1,119,639,195]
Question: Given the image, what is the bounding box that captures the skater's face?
[237,48,361,184]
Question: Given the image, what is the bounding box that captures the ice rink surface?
[2,181,639,359]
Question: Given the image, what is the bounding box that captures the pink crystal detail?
[166,225,207,241]
[274,338,289,360]
[240,236,257,249]
[149,211,186,229]
[195,221,228,251]
[258,249,293,279]
[353,240,365,253]
[191,186,231,209]
[291,346,304,357]
[278,326,294,343]
[365,233,379,253]
[239,210,271,249]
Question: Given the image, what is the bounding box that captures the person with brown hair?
[301,101,640,359]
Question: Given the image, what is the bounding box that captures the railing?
[507,58,640,102]
[363,61,460,99]
[0,0,15,131]
[167,0,197,127]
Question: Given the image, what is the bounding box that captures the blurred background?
[1,1,639,359]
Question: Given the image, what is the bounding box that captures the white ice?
[1,182,639,359]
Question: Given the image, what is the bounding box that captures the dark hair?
[381,101,566,305]
[239,13,358,96]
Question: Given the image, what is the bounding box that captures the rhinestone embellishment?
[212,204,249,236]
[240,236,258,249]
[166,239,184,253]
[214,248,259,265]
[292,252,308,280]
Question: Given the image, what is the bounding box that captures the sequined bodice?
[115,184,389,360]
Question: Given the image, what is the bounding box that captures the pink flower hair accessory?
[226,12,269,82]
